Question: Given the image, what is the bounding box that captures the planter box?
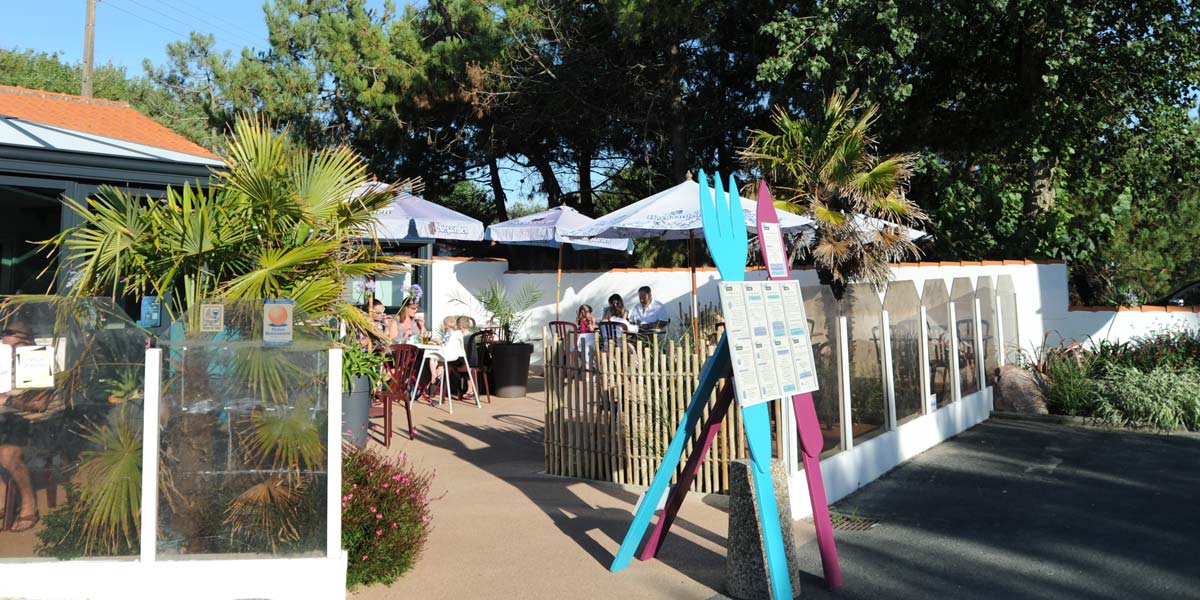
[489,342,533,398]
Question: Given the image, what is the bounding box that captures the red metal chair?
[374,344,421,444]
[548,320,578,370]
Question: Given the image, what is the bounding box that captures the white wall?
[430,257,1197,363]
[1054,308,1200,346]
[429,256,1200,518]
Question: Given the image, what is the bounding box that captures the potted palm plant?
[463,281,543,398]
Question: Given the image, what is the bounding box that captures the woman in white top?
[602,293,639,334]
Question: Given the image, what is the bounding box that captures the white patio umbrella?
[485,205,633,320]
[565,175,815,340]
[847,213,928,241]
[352,181,486,242]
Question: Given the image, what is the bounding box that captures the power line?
[98,0,190,41]
[108,0,247,46]
[133,0,262,49]
[174,0,264,44]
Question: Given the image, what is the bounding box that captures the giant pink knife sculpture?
[638,180,842,589]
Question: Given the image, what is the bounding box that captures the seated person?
[370,299,399,340]
[629,286,669,330]
[601,294,637,333]
[426,317,472,401]
[576,304,596,333]
[0,322,41,532]
[391,298,427,344]
[575,304,597,365]
[456,315,475,333]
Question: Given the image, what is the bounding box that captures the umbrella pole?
[689,231,700,345]
[556,244,564,321]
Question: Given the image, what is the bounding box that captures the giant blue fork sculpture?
[610,171,794,599]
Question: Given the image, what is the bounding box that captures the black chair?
[464,331,493,402]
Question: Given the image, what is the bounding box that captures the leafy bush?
[342,444,434,589]
[1093,366,1200,431]
[1108,331,1200,374]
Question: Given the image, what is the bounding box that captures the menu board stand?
[612,179,842,595]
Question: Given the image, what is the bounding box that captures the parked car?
[1148,280,1200,307]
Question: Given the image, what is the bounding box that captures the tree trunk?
[576,145,594,216]
[488,152,509,222]
[532,153,564,205]
[1018,15,1056,212]
[668,43,687,184]
[1026,157,1057,211]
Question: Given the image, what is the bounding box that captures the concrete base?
[725,459,802,600]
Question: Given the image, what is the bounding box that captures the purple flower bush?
[342,444,434,588]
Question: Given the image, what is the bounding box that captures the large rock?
[726,459,802,600]
[993,364,1049,415]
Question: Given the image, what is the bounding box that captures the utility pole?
[82,0,96,97]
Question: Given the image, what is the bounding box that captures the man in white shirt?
[629,286,669,330]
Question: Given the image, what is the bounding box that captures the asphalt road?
[788,418,1200,600]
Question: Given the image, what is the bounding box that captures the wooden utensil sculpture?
[609,172,842,598]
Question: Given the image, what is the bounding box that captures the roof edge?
[0,85,131,110]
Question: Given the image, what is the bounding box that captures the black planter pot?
[489,342,534,398]
[342,375,371,448]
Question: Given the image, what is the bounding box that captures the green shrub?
[1042,350,1098,416]
[342,444,434,589]
[35,484,138,559]
[1093,366,1200,431]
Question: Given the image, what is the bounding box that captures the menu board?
[759,222,790,278]
[719,280,819,407]
[719,283,760,406]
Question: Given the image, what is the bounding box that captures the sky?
[2,0,274,74]
[0,0,559,207]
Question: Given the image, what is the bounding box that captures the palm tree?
[740,90,926,298]
[34,115,416,554]
[45,115,411,340]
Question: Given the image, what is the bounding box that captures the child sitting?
[426,316,471,401]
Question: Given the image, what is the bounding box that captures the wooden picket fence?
[542,329,786,494]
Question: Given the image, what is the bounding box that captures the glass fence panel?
[801,285,843,457]
[157,301,330,559]
[842,284,886,445]
[922,279,953,408]
[951,277,980,397]
[976,276,1000,386]
[997,275,1021,365]
[0,297,146,560]
[884,281,923,425]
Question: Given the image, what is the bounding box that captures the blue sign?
[138,296,161,328]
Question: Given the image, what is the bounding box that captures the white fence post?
[327,348,343,559]
[881,310,897,431]
[838,315,853,451]
[140,348,161,564]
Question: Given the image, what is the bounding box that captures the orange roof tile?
[0,85,218,160]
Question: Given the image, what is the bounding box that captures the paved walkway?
[357,381,1200,599]
[353,378,740,600]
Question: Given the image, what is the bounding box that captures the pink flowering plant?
[342,444,434,588]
